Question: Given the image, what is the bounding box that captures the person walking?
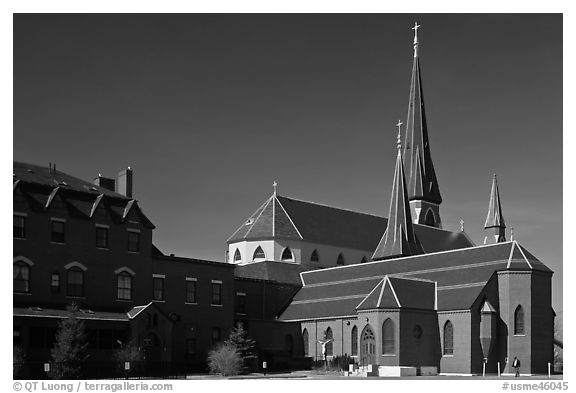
[512,356,521,377]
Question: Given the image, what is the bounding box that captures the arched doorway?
[360,325,376,365]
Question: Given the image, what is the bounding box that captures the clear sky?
[13,14,562,311]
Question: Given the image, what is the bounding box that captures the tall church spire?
[484,174,506,244]
[372,123,423,261]
[403,22,443,228]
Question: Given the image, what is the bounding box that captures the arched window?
[13,262,30,293]
[325,327,333,356]
[285,334,294,354]
[253,246,266,261]
[310,249,319,262]
[382,318,395,355]
[351,325,358,356]
[67,267,85,297]
[281,247,294,262]
[233,249,242,263]
[360,256,367,264]
[425,209,436,226]
[443,321,454,355]
[337,253,345,265]
[302,329,309,356]
[514,305,525,335]
[117,271,133,300]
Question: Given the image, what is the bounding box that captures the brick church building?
[14,24,554,377]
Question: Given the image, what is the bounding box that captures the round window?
[413,325,423,338]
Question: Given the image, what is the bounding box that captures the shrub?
[48,303,89,379]
[225,323,257,373]
[207,343,241,376]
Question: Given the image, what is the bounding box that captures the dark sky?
[13,14,563,311]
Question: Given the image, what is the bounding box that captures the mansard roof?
[278,241,551,321]
[228,193,473,253]
[13,161,155,228]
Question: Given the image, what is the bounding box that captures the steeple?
[403,22,443,228]
[484,173,506,244]
[372,123,423,261]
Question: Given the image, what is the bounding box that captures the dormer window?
[281,247,294,262]
[245,218,254,226]
[253,246,266,261]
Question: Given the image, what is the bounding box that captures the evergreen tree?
[48,303,89,379]
[225,323,257,372]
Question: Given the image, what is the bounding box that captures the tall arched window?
[337,253,345,265]
[425,209,436,226]
[351,325,358,356]
[443,320,454,355]
[514,305,525,335]
[382,318,395,355]
[325,327,333,356]
[302,328,309,356]
[253,246,266,261]
[233,249,242,263]
[67,267,85,297]
[360,256,367,264]
[310,250,319,263]
[281,247,294,262]
[13,262,31,293]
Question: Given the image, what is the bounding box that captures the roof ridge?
[301,240,515,277]
[277,194,459,234]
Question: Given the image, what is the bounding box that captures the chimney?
[117,167,133,198]
[93,174,115,192]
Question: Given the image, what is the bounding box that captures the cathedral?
[228,24,555,376]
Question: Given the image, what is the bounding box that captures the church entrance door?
[360,325,376,365]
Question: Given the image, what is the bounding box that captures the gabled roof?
[372,146,423,260]
[278,241,552,321]
[356,276,435,310]
[228,193,474,254]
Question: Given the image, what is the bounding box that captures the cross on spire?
[273,180,277,195]
[412,22,421,57]
[460,218,465,232]
[396,120,403,150]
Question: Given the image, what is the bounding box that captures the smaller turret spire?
[372,122,423,261]
[484,173,506,244]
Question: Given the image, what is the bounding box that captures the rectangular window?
[186,279,197,303]
[96,226,109,249]
[14,214,26,239]
[50,273,60,294]
[211,281,222,305]
[51,219,65,243]
[67,268,84,297]
[236,293,246,314]
[117,273,133,300]
[128,231,140,252]
[153,277,164,301]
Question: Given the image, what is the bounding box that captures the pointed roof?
[372,135,423,261]
[227,194,303,242]
[356,276,435,311]
[403,24,442,205]
[485,174,506,229]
